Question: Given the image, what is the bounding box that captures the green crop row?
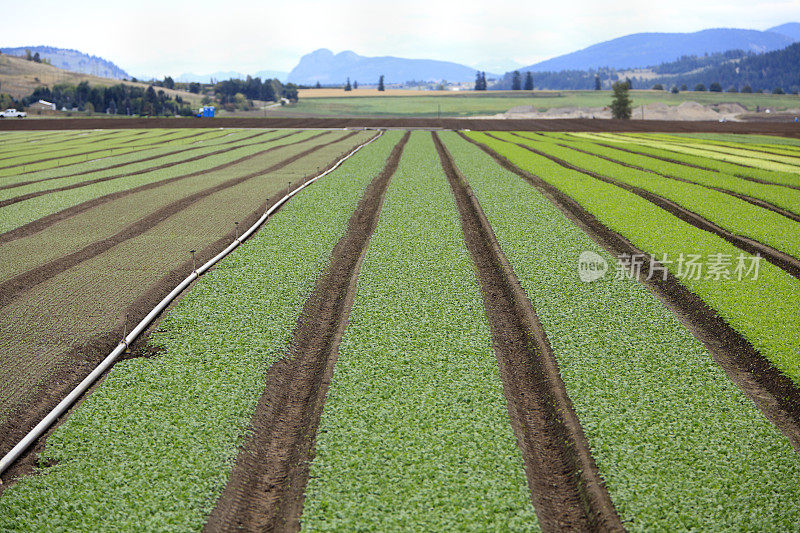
[633,134,800,167]
[0,129,165,168]
[0,130,405,532]
[0,129,145,159]
[0,129,265,189]
[0,130,326,235]
[0,129,232,177]
[502,132,800,261]
[0,130,293,202]
[302,131,538,531]
[442,130,800,531]
[576,132,800,185]
[668,132,800,149]
[535,132,800,217]
[619,132,800,160]
[467,131,800,385]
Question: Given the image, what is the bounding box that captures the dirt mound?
[494,100,749,121]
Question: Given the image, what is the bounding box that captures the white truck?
[0,109,27,118]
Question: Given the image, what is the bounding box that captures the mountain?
[176,70,288,83]
[287,49,488,85]
[768,23,800,42]
[0,46,129,79]
[523,27,796,72]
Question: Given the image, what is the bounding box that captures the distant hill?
[524,27,796,72]
[768,23,800,41]
[287,49,488,85]
[0,46,129,79]
[176,70,288,83]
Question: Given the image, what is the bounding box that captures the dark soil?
[203,132,409,532]
[0,131,333,246]
[433,132,623,532]
[0,132,377,489]
[458,131,800,452]
[2,117,800,136]
[498,134,800,281]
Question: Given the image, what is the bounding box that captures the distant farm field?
[279,89,800,117]
[1,127,799,531]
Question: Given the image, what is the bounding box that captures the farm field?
[1,127,799,531]
[274,89,800,117]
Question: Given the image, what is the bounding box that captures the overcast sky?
[5,0,799,77]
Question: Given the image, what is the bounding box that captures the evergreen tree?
[610,81,632,119]
[353,80,358,89]
[694,83,706,91]
[511,71,522,90]
[709,82,722,92]
[624,77,632,89]
[594,75,601,90]
[344,77,352,91]
[474,71,486,90]
[315,81,321,88]
[378,75,385,91]
[163,76,175,90]
[524,71,533,90]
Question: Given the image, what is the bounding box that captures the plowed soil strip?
[494,134,800,281]
[433,133,622,532]
[203,132,409,533]
[0,132,359,309]
[459,131,800,450]
[0,130,276,192]
[0,131,294,207]
[0,131,332,245]
[524,135,800,224]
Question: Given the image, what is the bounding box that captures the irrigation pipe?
[0,130,384,478]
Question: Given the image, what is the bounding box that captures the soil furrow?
[0,131,332,246]
[0,130,276,192]
[0,132,380,488]
[203,132,408,533]
[458,131,800,452]
[495,134,800,281]
[522,135,800,224]
[433,132,623,532]
[0,131,295,207]
[0,132,359,309]
[588,140,800,191]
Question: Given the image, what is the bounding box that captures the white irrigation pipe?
[0,130,384,478]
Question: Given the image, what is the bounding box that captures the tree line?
[23,82,195,116]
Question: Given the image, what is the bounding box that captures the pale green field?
[271,90,800,117]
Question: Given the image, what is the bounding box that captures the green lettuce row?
[443,130,800,531]
[533,132,800,218]
[0,129,261,188]
[0,130,295,201]
[466,131,800,384]
[0,131,404,532]
[503,132,800,261]
[574,132,800,186]
[0,130,325,234]
[302,131,538,531]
